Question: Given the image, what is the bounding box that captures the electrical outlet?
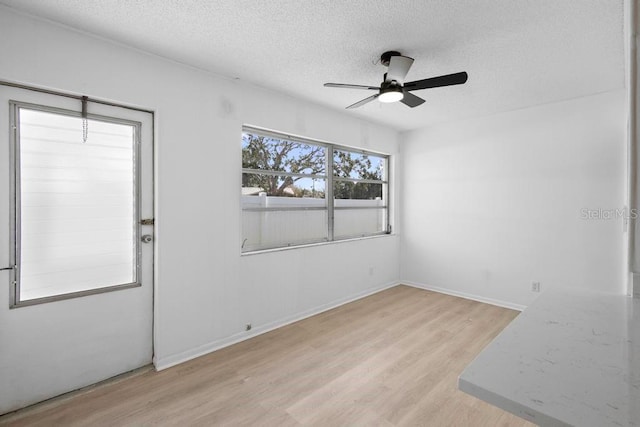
[245,323,252,331]
[531,282,541,293]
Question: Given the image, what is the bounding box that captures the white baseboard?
[154,280,401,371]
[402,281,526,312]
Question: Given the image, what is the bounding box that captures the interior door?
[0,85,154,413]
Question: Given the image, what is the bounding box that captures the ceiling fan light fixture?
[378,88,404,103]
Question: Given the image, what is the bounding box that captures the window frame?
[9,100,143,308]
[241,126,391,253]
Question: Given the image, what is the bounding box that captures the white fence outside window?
[241,195,386,252]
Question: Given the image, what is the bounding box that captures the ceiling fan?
[324,51,468,109]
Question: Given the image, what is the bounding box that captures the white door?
[0,85,154,414]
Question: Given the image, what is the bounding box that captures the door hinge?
[140,218,155,226]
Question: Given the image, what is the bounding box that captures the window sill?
[240,233,396,256]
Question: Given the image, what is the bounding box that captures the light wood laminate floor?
[1,285,533,426]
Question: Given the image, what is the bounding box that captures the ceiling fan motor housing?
[380,80,402,92]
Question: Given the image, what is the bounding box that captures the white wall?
[0,7,400,413]
[400,91,627,308]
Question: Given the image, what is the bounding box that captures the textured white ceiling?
[0,0,625,131]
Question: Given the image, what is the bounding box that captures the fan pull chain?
[81,96,88,143]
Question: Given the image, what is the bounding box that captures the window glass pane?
[334,182,383,201]
[242,174,325,199]
[333,149,385,180]
[334,208,387,239]
[242,210,328,252]
[18,108,137,301]
[242,132,326,175]
[241,127,390,252]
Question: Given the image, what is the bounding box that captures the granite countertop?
[459,288,640,427]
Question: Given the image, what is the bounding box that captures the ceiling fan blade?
[386,55,414,83]
[404,72,468,91]
[346,94,379,109]
[400,91,425,108]
[324,83,380,90]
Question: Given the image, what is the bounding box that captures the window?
[10,102,143,304]
[241,127,389,252]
